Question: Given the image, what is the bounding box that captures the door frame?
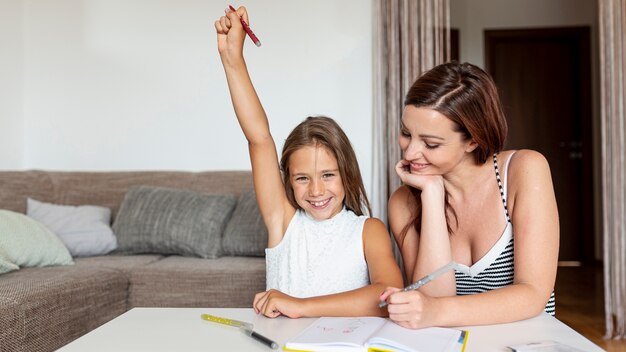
[484,26,594,263]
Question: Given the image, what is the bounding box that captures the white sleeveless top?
[265,208,370,298]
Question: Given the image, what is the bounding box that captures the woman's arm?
[253,218,403,318]
[215,7,294,246]
[390,161,455,296]
[388,186,418,282]
[493,149,559,318]
[385,150,559,328]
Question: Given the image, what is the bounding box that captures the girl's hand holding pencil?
[228,5,261,47]
[214,5,249,66]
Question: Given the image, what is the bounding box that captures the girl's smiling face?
[288,144,345,220]
[399,106,477,175]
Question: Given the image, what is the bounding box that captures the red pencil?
[228,5,261,47]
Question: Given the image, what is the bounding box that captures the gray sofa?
[0,170,267,352]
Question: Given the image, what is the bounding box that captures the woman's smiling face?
[399,106,476,175]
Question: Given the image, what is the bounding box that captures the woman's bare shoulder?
[389,185,418,212]
[505,149,554,199]
[388,185,418,234]
[506,149,551,177]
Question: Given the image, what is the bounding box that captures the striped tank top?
[454,153,556,315]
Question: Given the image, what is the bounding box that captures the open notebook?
[284,317,468,352]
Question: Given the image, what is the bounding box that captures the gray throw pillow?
[221,189,268,257]
[112,186,236,259]
[27,198,117,257]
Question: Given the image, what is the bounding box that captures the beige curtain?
[599,0,626,340]
[372,0,449,273]
[372,0,450,224]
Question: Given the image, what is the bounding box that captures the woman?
[379,62,559,329]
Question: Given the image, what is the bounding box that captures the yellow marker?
[200,314,278,349]
[201,314,252,329]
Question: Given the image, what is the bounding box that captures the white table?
[57,308,604,352]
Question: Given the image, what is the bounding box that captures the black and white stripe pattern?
[456,238,514,294]
[493,153,511,223]
[454,153,556,316]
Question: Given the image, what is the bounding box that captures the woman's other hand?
[380,286,440,329]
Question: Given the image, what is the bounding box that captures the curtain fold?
[372,0,449,268]
[599,0,626,340]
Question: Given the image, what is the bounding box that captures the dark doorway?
[451,28,459,62]
[484,27,593,263]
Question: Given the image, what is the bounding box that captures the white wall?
[15,0,373,190]
[5,0,600,204]
[0,0,24,169]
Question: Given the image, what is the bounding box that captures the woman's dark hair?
[280,116,371,216]
[404,62,507,163]
[399,62,508,243]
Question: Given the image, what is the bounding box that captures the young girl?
[215,6,402,319]
[380,62,559,328]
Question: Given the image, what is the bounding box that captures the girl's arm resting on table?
[254,218,403,318]
[216,8,293,245]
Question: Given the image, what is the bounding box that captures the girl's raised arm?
[215,7,294,246]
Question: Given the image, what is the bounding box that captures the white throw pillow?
[27,198,118,257]
[0,210,73,274]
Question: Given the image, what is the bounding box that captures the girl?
[215,7,402,319]
[380,62,559,328]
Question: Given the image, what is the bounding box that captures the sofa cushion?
[0,296,24,352]
[45,170,253,221]
[0,265,128,352]
[0,171,55,214]
[26,198,118,257]
[128,256,266,308]
[221,189,268,257]
[73,254,164,277]
[0,210,74,274]
[112,186,236,259]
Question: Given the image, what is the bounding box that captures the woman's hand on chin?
[395,160,444,194]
